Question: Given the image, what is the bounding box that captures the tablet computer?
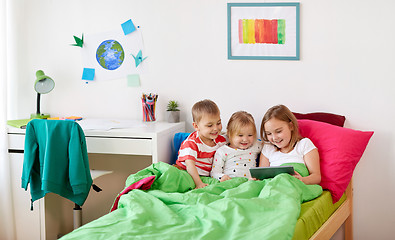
[249,166,295,180]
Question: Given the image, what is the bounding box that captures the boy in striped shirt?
[176,99,226,188]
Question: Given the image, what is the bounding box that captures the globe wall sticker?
[79,22,147,81]
[96,40,125,70]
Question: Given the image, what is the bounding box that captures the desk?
[7,121,185,240]
[8,121,185,163]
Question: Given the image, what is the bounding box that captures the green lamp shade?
[34,70,55,94]
[31,70,55,119]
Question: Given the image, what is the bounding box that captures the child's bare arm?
[298,148,321,185]
[185,159,208,189]
[258,153,270,167]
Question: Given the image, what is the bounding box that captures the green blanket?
[61,162,322,240]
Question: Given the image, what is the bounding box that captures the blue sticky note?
[121,19,136,35]
[82,68,95,81]
[127,74,140,87]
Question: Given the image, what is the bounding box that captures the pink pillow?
[298,119,373,202]
[293,112,346,127]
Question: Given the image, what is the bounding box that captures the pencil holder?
[141,93,157,122]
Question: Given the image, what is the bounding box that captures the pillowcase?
[297,119,373,202]
[293,112,346,127]
[170,132,191,165]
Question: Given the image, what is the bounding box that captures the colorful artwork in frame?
[227,3,300,60]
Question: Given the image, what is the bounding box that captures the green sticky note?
[127,74,140,87]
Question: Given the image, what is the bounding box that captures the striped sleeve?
[176,137,199,163]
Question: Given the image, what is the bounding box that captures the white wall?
[7,0,395,239]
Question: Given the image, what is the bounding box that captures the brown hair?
[227,111,257,140]
[192,99,220,123]
[260,105,301,150]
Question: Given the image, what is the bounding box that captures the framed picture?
[227,2,300,60]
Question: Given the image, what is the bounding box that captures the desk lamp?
[30,70,55,119]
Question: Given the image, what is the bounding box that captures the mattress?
[293,190,346,239]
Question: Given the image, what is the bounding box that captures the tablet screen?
[249,166,295,180]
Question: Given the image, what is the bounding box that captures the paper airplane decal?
[131,50,148,67]
[71,34,84,48]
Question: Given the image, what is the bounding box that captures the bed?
[60,112,373,240]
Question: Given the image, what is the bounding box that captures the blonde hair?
[227,111,257,140]
[260,105,301,150]
[192,99,220,123]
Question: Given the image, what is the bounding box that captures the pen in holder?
[141,93,158,122]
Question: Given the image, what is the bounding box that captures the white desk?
[7,121,185,240]
[8,121,185,163]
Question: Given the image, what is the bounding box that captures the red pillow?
[293,112,346,127]
[298,119,373,202]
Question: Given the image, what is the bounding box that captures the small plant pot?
[166,111,180,123]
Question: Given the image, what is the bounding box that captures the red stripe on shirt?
[215,135,227,143]
[197,151,216,159]
[177,155,197,162]
[198,165,212,172]
[179,140,199,152]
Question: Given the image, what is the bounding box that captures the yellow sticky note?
[127,74,140,87]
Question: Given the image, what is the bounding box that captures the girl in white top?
[259,105,321,185]
[211,111,262,181]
